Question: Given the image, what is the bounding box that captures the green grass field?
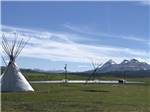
[1,72,150,112]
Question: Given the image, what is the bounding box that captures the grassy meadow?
[1,72,150,112]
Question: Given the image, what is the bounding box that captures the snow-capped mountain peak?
[121,59,129,64]
[130,59,139,63]
[105,59,116,65]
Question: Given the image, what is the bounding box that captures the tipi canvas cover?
[0,33,34,92]
[1,62,34,92]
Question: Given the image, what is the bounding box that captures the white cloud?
[63,24,148,43]
[1,25,149,64]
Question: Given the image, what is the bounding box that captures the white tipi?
[1,34,34,92]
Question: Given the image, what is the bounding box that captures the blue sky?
[1,1,150,71]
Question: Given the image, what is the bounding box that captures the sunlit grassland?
[1,72,150,112]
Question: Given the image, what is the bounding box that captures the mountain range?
[1,59,150,77]
[97,59,150,73]
[84,59,150,77]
